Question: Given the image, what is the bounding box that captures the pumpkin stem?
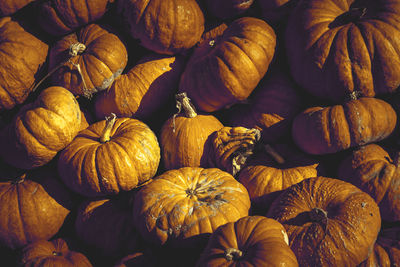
[100,113,117,143]
[12,173,26,185]
[224,248,243,261]
[52,251,63,256]
[263,144,285,164]
[172,92,197,133]
[310,207,328,226]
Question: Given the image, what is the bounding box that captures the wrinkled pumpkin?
[0,0,35,16]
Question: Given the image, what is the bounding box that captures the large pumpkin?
[292,97,397,155]
[117,0,205,55]
[285,0,400,102]
[48,23,128,98]
[179,17,276,112]
[338,143,400,222]
[133,167,251,247]
[0,86,82,170]
[196,216,298,266]
[267,176,381,266]
[0,17,48,111]
[95,53,185,120]
[58,115,160,197]
[0,0,35,16]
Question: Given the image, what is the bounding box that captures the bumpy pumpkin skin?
[0,17,48,111]
[338,144,400,222]
[118,0,204,55]
[0,86,82,170]
[95,53,185,120]
[0,168,74,250]
[292,97,397,155]
[267,177,381,267]
[37,0,115,36]
[49,23,128,97]
[286,0,400,102]
[196,216,298,267]
[0,0,35,16]
[133,167,251,247]
[20,238,92,267]
[58,117,160,197]
[179,17,276,112]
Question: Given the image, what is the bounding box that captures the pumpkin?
[205,0,254,19]
[58,114,160,197]
[0,167,74,249]
[0,0,35,16]
[37,0,115,36]
[292,97,397,155]
[117,0,204,55]
[179,17,276,112]
[196,216,298,266]
[267,176,381,267]
[0,86,82,170]
[94,53,185,120]
[0,17,48,111]
[338,143,400,222]
[133,167,251,247]
[285,0,400,102]
[160,92,224,170]
[75,195,141,258]
[48,23,128,98]
[19,238,92,267]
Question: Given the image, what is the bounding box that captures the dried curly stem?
[100,113,117,143]
[172,92,197,132]
[224,248,243,261]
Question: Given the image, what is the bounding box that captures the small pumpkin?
[179,17,276,112]
[267,176,381,267]
[48,23,128,98]
[0,86,82,170]
[117,0,205,55]
[196,216,298,267]
[19,238,92,267]
[160,92,224,170]
[292,97,397,155]
[133,167,251,247]
[58,114,160,197]
[338,143,400,222]
[205,0,254,19]
[0,17,48,111]
[95,53,185,120]
[0,0,35,16]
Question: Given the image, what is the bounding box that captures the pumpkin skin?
[37,0,115,36]
[205,0,254,19]
[58,117,160,197]
[267,177,381,267]
[0,17,48,111]
[95,53,185,120]
[286,0,400,102]
[196,216,298,267]
[49,23,128,98]
[0,168,74,250]
[19,238,92,267]
[160,93,224,170]
[133,167,251,247]
[0,86,82,170]
[117,0,204,55]
[292,97,397,155]
[0,0,35,16]
[338,144,400,222]
[179,17,276,112]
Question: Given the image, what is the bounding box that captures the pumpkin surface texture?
[0,0,35,16]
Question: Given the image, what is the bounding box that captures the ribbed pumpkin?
[133,167,251,247]
[292,97,397,155]
[179,17,276,112]
[196,216,298,267]
[0,0,35,16]
[19,238,92,267]
[0,167,74,249]
[338,144,400,222]
[0,86,82,170]
[95,53,185,120]
[286,0,400,102]
[58,115,160,197]
[117,0,205,55]
[37,0,115,36]
[205,0,254,19]
[267,177,381,267]
[0,17,48,111]
[48,23,128,98]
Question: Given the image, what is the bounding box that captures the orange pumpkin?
[58,114,160,197]
[48,23,128,98]
[0,0,35,16]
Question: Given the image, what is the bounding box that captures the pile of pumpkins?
[0,0,399,266]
